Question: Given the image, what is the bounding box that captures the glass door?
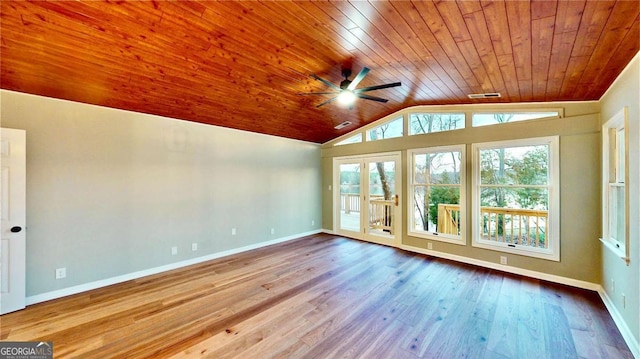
[365,158,398,244]
[334,153,401,247]
[336,161,362,237]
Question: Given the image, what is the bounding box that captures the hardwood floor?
[0,234,633,358]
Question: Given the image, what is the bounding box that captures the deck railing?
[437,204,548,249]
[341,193,361,214]
[369,198,394,234]
[437,203,461,236]
[340,194,394,234]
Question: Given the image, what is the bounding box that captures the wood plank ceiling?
[1,1,638,143]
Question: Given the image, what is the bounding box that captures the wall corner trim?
[26,230,322,306]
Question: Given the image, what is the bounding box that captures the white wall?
[600,52,640,352]
[1,90,322,298]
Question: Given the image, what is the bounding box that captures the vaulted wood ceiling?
[1,1,638,143]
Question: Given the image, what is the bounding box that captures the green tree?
[508,147,548,209]
[428,171,460,230]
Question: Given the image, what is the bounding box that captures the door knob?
[10,226,22,233]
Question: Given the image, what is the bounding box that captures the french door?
[334,152,401,247]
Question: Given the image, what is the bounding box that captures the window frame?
[600,107,629,264]
[471,136,560,261]
[407,145,466,245]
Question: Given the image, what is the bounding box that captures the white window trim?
[471,136,560,261]
[600,107,630,264]
[407,145,466,245]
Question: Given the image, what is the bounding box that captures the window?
[366,116,403,141]
[472,111,561,127]
[408,145,465,244]
[601,107,629,263]
[472,136,559,260]
[409,113,465,135]
[335,133,362,146]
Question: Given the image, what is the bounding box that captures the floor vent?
[334,121,353,130]
[468,92,501,99]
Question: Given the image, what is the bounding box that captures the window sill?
[599,238,630,265]
[472,240,559,261]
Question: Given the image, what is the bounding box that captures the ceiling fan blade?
[316,96,338,108]
[310,74,341,91]
[347,67,370,91]
[355,82,402,93]
[356,93,389,103]
[298,91,340,95]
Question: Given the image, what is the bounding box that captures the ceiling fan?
[302,67,401,108]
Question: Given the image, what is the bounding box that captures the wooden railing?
[437,204,548,249]
[340,194,394,234]
[481,206,548,248]
[341,193,361,214]
[369,198,394,234]
[437,203,461,236]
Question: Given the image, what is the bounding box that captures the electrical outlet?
[171,246,178,255]
[55,267,66,279]
[192,243,198,251]
[270,228,275,235]
[500,256,507,265]
[427,242,433,250]
[311,220,315,226]
[622,294,626,308]
[231,228,237,235]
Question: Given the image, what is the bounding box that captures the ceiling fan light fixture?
[337,90,356,105]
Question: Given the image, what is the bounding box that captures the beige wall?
[322,101,602,283]
[1,90,322,297]
[600,53,640,346]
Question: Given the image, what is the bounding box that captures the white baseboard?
[398,244,600,290]
[399,243,638,357]
[26,230,322,306]
[598,287,640,358]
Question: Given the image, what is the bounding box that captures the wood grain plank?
[1,0,638,142]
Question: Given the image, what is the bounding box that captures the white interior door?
[334,153,401,247]
[1,128,27,314]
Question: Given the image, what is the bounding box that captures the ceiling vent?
[468,92,501,99]
[334,121,353,130]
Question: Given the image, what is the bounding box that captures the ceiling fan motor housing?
[340,79,352,90]
[340,68,353,89]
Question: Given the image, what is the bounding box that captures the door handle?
[394,194,399,206]
[10,226,22,233]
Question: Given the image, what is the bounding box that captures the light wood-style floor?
[0,234,632,358]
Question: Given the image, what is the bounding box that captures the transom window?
[408,145,465,244]
[409,113,465,135]
[335,133,362,146]
[472,136,559,260]
[366,116,403,141]
[472,111,560,127]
